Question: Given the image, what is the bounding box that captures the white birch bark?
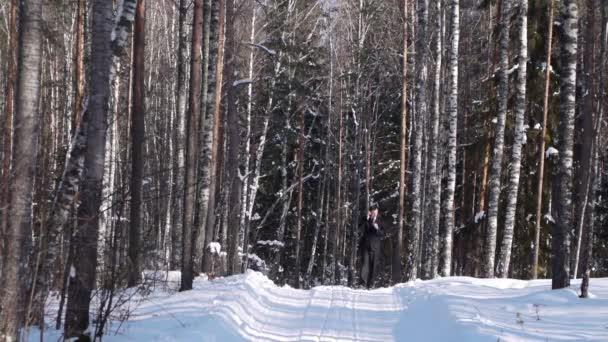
[552,0,578,290]
[496,0,528,278]
[483,0,512,278]
[440,0,459,277]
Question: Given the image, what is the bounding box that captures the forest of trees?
[0,0,606,340]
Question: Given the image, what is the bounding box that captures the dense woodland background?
[0,0,607,340]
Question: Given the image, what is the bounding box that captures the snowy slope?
[35,271,608,341]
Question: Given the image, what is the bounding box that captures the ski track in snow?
[35,271,608,341]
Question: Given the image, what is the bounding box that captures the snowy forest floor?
[33,271,608,341]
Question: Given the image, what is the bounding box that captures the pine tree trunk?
[580,0,604,297]
[0,0,18,276]
[180,0,204,291]
[496,0,527,278]
[0,0,43,338]
[225,0,242,275]
[65,0,114,337]
[572,0,597,280]
[483,0,511,278]
[552,0,578,290]
[532,0,554,280]
[128,0,146,288]
[440,0,459,277]
[203,0,224,274]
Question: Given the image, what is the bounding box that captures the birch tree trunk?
[552,0,578,290]
[172,0,189,269]
[239,5,257,272]
[440,0,459,277]
[65,0,114,337]
[194,0,214,273]
[407,0,428,281]
[0,0,43,339]
[483,0,511,278]
[532,0,554,280]
[180,0,204,291]
[128,0,146,288]
[496,0,528,278]
[422,0,442,280]
[394,0,408,285]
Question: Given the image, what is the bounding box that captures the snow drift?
[35,271,608,341]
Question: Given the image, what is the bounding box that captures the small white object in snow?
[545,146,559,158]
[208,242,222,255]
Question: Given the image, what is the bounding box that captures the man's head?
[368,204,379,219]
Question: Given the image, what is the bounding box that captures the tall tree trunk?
[239,5,257,272]
[194,0,213,273]
[203,0,224,274]
[496,0,528,278]
[65,0,114,337]
[422,0,442,280]
[71,0,86,133]
[407,0,428,281]
[294,108,305,288]
[394,0,408,285]
[0,0,18,276]
[552,0,578,290]
[483,0,511,278]
[128,0,146,288]
[225,0,242,275]
[180,0,204,291]
[172,0,189,269]
[0,0,43,339]
[580,0,606,298]
[572,0,596,280]
[532,0,554,280]
[333,91,343,284]
[440,0,460,277]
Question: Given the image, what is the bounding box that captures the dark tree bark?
[533,0,555,280]
[128,0,146,288]
[203,0,225,274]
[0,0,18,274]
[0,0,43,339]
[64,0,114,337]
[181,0,205,291]
[552,0,578,290]
[225,0,242,275]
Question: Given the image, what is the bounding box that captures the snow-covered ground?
[34,271,608,341]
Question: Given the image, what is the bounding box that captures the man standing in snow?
[360,204,385,288]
